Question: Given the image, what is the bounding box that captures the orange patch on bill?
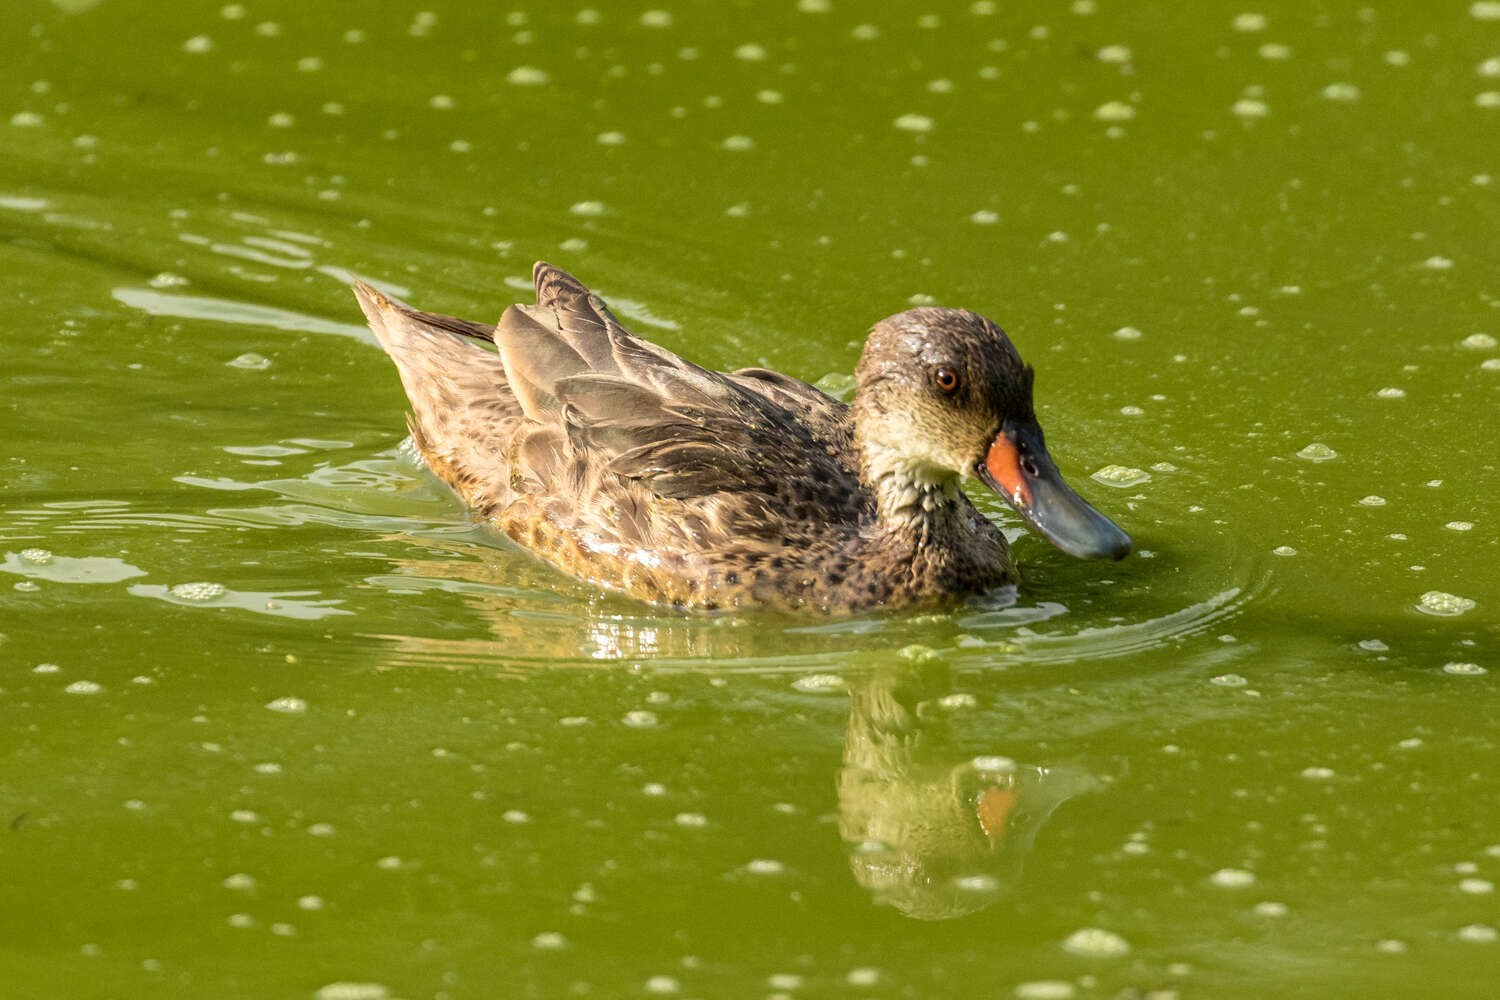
[985,434,1031,507]
[977,786,1019,843]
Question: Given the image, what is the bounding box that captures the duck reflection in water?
[371,546,1095,918]
[840,661,1097,920]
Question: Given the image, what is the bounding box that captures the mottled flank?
[354,263,1116,611]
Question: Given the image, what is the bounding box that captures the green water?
[3,1,1498,996]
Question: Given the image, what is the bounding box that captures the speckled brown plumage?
[354,262,1126,612]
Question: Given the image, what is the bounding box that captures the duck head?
[852,307,1131,560]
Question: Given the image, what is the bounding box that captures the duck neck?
[858,438,964,543]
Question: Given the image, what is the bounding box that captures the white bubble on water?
[1301,766,1336,780]
[227,352,271,370]
[1094,101,1135,121]
[1458,924,1498,943]
[375,856,404,871]
[1376,387,1405,399]
[970,209,999,225]
[532,931,569,950]
[1112,325,1143,340]
[227,913,255,928]
[1097,45,1131,63]
[1296,442,1336,461]
[640,11,673,27]
[1359,495,1386,507]
[1481,58,1500,77]
[270,922,296,936]
[973,755,1017,774]
[1443,662,1487,676]
[182,35,213,53]
[1359,639,1389,652]
[1273,545,1297,556]
[1385,50,1411,66]
[429,94,454,109]
[1446,521,1475,531]
[1375,938,1407,953]
[757,89,784,104]
[734,43,767,61]
[1260,43,1292,60]
[1092,465,1150,487]
[768,973,804,990]
[265,697,306,714]
[846,967,882,987]
[955,873,1000,892]
[1460,878,1495,894]
[298,895,325,910]
[1120,405,1144,416]
[597,131,626,145]
[1211,674,1248,687]
[1474,2,1500,20]
[507,66,549,85]
[222,872,256,890]
[1061,927,1130,957]
[65,680,101,695]
[644,974,681,994]
[1253,900,1288,917]
[893,113,933,132]
[1233,12,1267,31]
[745,858,784,875]
[623,710,659,728]
[1423,255,1455,270]
[1482,358,1500,371]
[1462,332,1497,348]
[315,985,390,1000]
[10,112,43,128]
[569,200,606,216]
[674,812,708,828]
[791,673,843,693]
[20,548,53,565]
[1015,983,1075,1000]
[1211,868,1256,888]
[171,581,225,601]
[721,135,755,151]
[1233,99,1269,117]
[798,0,831,11]
[230,810,260,824]
[307,822,337,837]
[1321,82,1360,101]
[1418,591,1475,616]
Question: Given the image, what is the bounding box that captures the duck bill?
[976,426,1132,560]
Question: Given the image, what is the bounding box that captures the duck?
[353,262,1129,612]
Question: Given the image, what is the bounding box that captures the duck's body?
[355,263,1127,612]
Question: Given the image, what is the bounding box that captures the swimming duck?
[353,263,1129,612]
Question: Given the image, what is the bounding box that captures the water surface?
[3,2,1498,997]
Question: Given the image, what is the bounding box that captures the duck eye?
[933,368,959,394]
